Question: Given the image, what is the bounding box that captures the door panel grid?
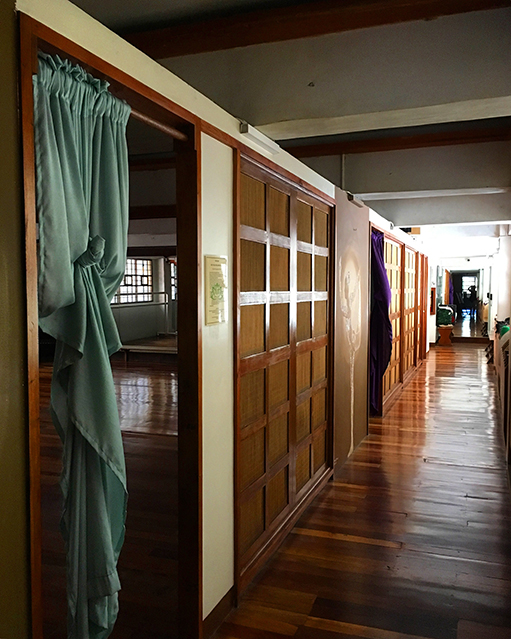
[237,158,332,582]
[379,230,425,409]
[403,247,417,377]
[382,238,402,400]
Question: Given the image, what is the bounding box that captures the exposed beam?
[128,246,176,257]
[130,204,176,219]
[285,126,511,157]
[130,156,176,171]
[124,0,511,59]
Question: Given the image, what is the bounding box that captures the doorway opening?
[20,16,202,639]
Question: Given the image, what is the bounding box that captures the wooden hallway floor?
[216,344,511,639]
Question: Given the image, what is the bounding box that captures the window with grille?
[113,258,153,304]
[462,275,477,294]
[169,259,177,301]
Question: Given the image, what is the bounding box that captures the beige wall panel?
[333,189,369,474]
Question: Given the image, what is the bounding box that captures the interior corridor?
[216,344,511,639]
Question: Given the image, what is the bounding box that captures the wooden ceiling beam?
[285,126,511,157]
[130,204,177,219]
[129,156,176,171]
[124,0,510,59]
[128,246,176,257]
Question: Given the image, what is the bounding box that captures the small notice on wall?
[205,255,228,325]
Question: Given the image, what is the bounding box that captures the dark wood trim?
[399,243,406,385]
[238,468,333,593]
[286,125,511,158]
[20,14,203,639]
[233,147,241,605]
[19,14,43,639]
[124,0,509,59]
[424,256,429,356]
[176,124,203,639]
[130,204,176,219]
[203,587,235,639]
[129,155,176,171]
[131,107,188,141]
[327,202,336,470]
[127,246,176,257]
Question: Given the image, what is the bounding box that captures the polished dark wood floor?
[40,362,178,639]
[216,344,511,639]
[452,313,485,339]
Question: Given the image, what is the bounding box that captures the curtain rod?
[130,108,188,142]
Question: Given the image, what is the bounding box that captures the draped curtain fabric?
[34,53,130,639]
[369,230,393,415]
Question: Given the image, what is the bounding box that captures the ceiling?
[69,0,511,236]
[69,0,304,31]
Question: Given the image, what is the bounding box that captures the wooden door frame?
[19,15,203,638]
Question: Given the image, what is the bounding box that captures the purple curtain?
[449,278,454,305]
[370,230,393,415]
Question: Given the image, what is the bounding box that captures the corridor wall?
[11,0,336,633]
[334,190,369,469]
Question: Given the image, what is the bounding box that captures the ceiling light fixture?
[239,121,280,155]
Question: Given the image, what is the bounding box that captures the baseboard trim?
[203,586,235,639]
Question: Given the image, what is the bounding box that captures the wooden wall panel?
[382,238,402,401]
[376,231,427,414]
[403,247,417,378]
[236,157,333,591]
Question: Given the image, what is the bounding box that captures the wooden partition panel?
[423,255,429,357]
[403,247,417,378]
[417,253,427,363]
[382,238,402,401]
[236,156,333,591]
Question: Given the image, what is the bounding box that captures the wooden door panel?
[236,158,333,588]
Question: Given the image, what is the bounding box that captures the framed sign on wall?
[205,255,228,325]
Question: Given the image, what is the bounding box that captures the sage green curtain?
[34,53,130,639]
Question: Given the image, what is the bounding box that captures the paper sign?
[205,255,228,325]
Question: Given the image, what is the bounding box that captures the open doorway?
[450,270,487,339]
[21,16,202,639]
[39,117,182,637]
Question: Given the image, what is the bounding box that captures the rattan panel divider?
[403,247,417,377]
[236,157,332,586]
[382,237,402,400]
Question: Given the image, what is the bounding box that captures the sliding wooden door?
[402,247,417,379]
[235,156,333,591]
[416,253,427,364]
[382,237,402,402]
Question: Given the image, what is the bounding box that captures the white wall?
[201,134,234,618]
[496,236,511,320]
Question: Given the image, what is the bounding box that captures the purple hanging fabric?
[370,230,393,415]
[449,278,454,305]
